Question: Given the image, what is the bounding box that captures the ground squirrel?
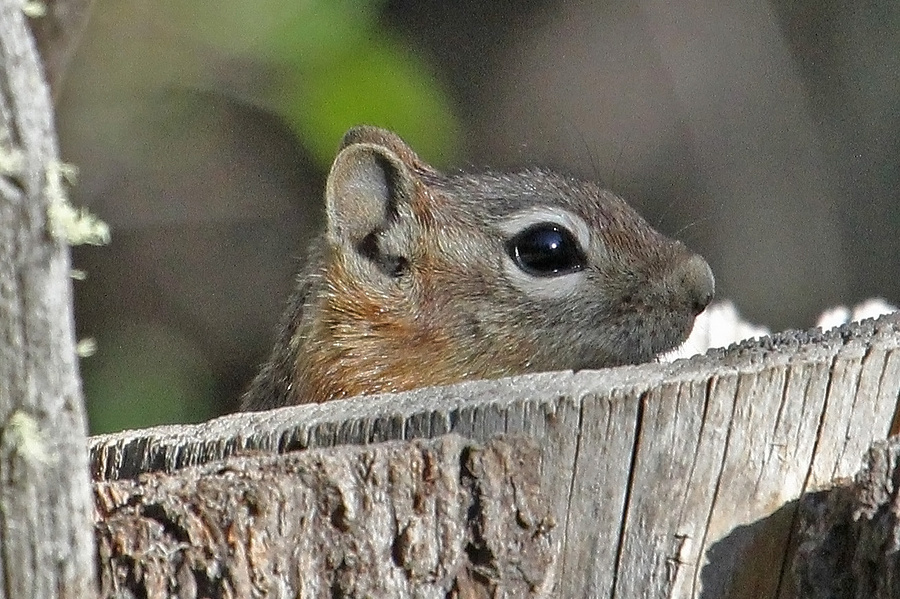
[241,126,714,410]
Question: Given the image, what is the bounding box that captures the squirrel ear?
[338,126,431,172]
[324,134,419,255]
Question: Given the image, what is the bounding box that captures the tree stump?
[91,313,900,597]
[794,436,900,599]
[95,435,555,599]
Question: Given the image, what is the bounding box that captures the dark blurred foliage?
[56,0,900,433]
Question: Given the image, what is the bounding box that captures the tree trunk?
[0,2,96,597]
[91,313,900,598]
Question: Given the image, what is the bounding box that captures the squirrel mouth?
[609,310,700,366]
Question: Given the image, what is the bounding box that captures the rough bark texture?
[94,434,556,599]
[794,436,900,599]
[91,313,900,598]
[0,1,96,597]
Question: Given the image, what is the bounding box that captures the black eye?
[506,222,587,277]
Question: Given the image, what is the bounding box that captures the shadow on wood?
[793,437,900,599]
[700,500,798,599]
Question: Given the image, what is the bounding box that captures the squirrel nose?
[674,254,715,315]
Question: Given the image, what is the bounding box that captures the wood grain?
[0,1,96,597]
[91,313,900,597]
[95,435,556,599]
[794,436,900,599]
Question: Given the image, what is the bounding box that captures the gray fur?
[241,127,714,410]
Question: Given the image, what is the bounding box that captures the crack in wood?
[89,313,900,597]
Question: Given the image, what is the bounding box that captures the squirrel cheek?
[501,260,586,301]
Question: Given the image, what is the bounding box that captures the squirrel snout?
[674,254,715,315]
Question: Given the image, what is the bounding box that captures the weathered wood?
[793,436,900,599]
[95,434,555,599]
[91,313,900,598]
[0,1,97,598]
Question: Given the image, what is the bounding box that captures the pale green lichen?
[22,0,47,18]
[53,161,79,186]
[45,162,111,246]
[0,146,25,178]
[75,337,97,358]
[47,202,111,245]
[6,411,52,466]
[70,269,87,280]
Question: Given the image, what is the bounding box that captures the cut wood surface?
[91,313,900,598]
[95,434,555,599]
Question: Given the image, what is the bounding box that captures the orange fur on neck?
[295,259,460,403]
[291,255,528,404]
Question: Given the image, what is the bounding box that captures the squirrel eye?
[506,222,586,277]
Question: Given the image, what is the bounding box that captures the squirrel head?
[303,126,714,400]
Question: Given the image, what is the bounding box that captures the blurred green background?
[58,0,900,433]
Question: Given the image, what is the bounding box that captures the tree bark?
[794,436,900,599]
[95,434,555,599]
[0,1,96,597]
[91,312,900,598]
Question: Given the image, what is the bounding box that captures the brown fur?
[241,126,713,410]
[291,237,534,404]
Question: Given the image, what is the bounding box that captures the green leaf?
[279,38,461,169]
